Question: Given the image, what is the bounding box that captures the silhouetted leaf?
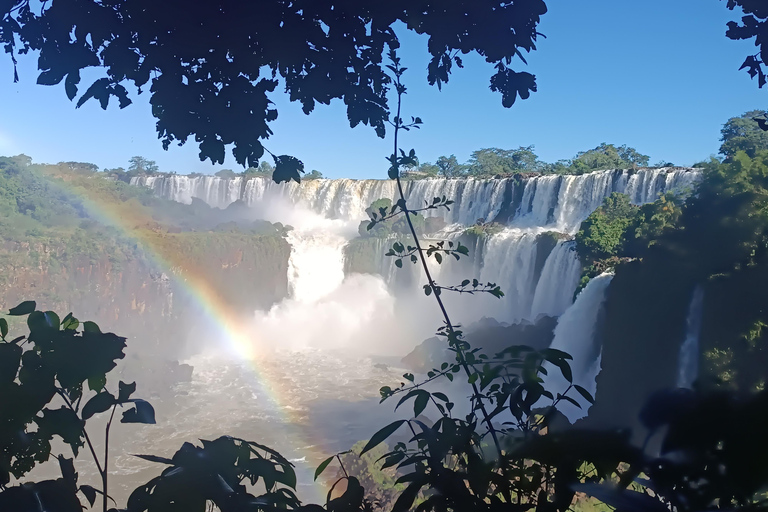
[118,381,136,402]
[573,385,595,404]
[0,318,7,338]
[413,391,429,417]
[361,420,406,455]
[314,456,334,481]
[88,374,106,392]
[79,485,97,506]
[272,155,305,184]
[82,392,116,420]
[82,321,101,333]
[121,399,155,424]
[132,454,174,465]
[8,301,35,316]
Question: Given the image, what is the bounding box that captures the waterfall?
[131,168,699,330]
[530,241,581,319]
[132,168,699,228]
[472,229,541,323]
[545,272,614,422]
[677,286,704,389]
[285,225,348,304]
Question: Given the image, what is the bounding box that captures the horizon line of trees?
[7,110,767,182]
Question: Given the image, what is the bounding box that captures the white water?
[530,241,582,319]
[132,168,701,327]
[677,286,704,389]
[545,272,614,422]
[133,168,698,230]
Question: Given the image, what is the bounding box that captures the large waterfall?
[133,168,698,328]
[545,272,615,422]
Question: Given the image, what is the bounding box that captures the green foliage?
[1,0,545,167]
[719,110,768,159]
[467,146,545,177]
[215,168,237,178]
[570,143,650,174]
[435,155,467,178]
[576,193,639,264]
[128,156,159,174]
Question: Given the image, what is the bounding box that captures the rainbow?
[41,169,341,501]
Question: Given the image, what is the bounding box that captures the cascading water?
[677,286,704,389]
[544,272,614,422]
[120,169,701,502]
[132,168,700,326]
[530,241,581,319]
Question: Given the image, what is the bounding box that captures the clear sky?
[0,0,765,179]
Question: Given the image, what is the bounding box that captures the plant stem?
[57,389,104,476]
[104,404,117,512]
[388,61,502,458]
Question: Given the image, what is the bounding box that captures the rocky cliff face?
[0,234,291,359]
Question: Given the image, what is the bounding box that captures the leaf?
[392,480,424,512]
[132,454,174,465]
[423,285,432,296]
[83,321,101,333]
[118,381,137,402]
[395,259,403,268]
[121,399,156,424]
[360,420,406,455]
[432,392,449,403]
[8,301,35,316]
[87,374,107,392]
[272,155,305,184]
[435,252,442,264]
[80,485,97,506]
[413,391,429,417]
[82,392,116,420]
[314,456,334,481]
[0,318,6,338]
[573,384,595,404]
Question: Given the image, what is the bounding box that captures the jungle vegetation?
[2,1,768,512]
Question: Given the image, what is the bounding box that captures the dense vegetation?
[408,143,655,179]
[0,155,292,322]
[3,1,768,511]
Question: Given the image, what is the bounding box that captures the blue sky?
[0,0,765,179]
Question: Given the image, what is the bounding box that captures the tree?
[576,192,639,264]
[417,162,440,177]
[215,169,237,178]
[719,110,768,159]
[724,0,768,89]
[467,146,543,177]
[571,143,649,173]
[304,170,324,180]
[127,156,159,174]
[1,0,547,169]
[435,155,467,178]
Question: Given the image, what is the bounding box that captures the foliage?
[435,156,467,178]
[216,168,238,179]
[576,193,639,264]
[127,156,159,174]
[467,146,546,177]
[0,301,154,511]
[575,191,685,293]
[1,0,546,168]
[724,0,768,89]
[719,110,768,158]
[570,143,650,174]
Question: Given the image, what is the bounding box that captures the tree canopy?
[1,0,547,169]
[720,110,768,158]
